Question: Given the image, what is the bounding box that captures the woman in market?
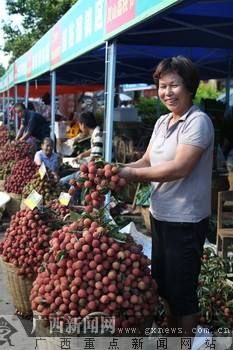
[119,56,214,338]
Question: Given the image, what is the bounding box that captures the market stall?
[0,1,233,347]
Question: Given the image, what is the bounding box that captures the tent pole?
[50,70,56,141]
[7,89,10,129]
[225,59,231,117]
[25,81,30,108]
[14,85,19,133]
[103,41,109,147]
[104,40,116,163]
[2,92,6,123]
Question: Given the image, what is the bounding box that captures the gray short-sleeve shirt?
[149,105,214,223]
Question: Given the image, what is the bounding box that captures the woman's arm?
[122,142,152,168]
[15,125,25,141]
[77,149,91,159]
[124,153,151,168]
[72,149,91,164]
[34,152,42,166]
[119,144,204,182]
[19,130,31,141]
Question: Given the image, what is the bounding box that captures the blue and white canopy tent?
[0,0,233,160]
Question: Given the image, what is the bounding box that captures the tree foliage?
[0,64,6,77]
[135,97,168,128]
[194,81,221,106]
[3,0,77,64]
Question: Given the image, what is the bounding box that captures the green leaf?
[56,251,66,261]
[69,211,82,222]
[135,184,152,206]
[94,159,105,167]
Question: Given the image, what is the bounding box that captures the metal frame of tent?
[0,0,233,161]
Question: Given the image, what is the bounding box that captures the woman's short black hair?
[79,111,97,129]
[153,56,200,98]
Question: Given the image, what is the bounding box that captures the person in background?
[72,111,103,163]
[41,92,51,121]
[15,103,50,147]
[59,111,103,200]
[119,56,214,340]
[39,92,63,122]
[34,137,60,180]
[56,112,82,156]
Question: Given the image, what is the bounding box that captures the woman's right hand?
[118,166,137,181]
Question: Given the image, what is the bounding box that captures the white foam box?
[62,157,79,168]
[54,121,70,139]
[0,192,10,209]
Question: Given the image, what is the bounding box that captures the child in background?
[34,137,60,180]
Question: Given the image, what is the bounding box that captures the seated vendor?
[73,111,103,162]
[34,137,60,180]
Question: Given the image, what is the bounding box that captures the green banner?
[1,0,106,92]
[29,31,51,80]
[50,0,106,69]
[137,0,182,17]
[0,0,184,92]
[0,64,14,92]
[14,52,29,84]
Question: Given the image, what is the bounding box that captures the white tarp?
[120,221,152,259]
[0,192,10,208]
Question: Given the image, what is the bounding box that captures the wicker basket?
[0,180,5,191]
[140,206,151,233]
[228,172,233,191]
[6,193,22,216]
[1,259,33,316]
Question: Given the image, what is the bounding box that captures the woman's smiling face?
[158,71,193,117]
